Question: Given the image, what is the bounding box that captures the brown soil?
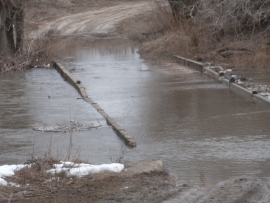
[2,160,270,203]
[0,172,175,203]
[25,0,151,38]
[165,177,270,203]
[0,159,176,203]
[25,0,117,35]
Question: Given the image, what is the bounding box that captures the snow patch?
[9,182,21,187]
[0,165,29,186]
[0,179,7,186]
[47,161,124,177]
[0,162,124,186]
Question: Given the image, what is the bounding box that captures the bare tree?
[168,0,199,23]
[167,0,270,37]
[0,0,25,54]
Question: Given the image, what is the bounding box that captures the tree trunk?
[15,7,24,53]
[0,0,24,55]
[168,0,181,24]
[5,14,16,54]
[0,4,8,53]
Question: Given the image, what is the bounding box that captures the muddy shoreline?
[0,160,178,203]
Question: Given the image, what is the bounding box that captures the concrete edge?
[223,79,253,97]
[173,55,270,107]
[224,79,270,106]
[123,160,164,174]
[53,61,137,148]
[173,55,203,72]
[203,67,220,81]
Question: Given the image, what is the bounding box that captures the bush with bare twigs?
[169,0,270,41]
[0,0,55,73]
[0,38,54,73]
[140,0,270,67]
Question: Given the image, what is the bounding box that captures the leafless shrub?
[169,0,270,37]
[142,0,269,66]
[66,131,74,161]
[0,37,54,73]
[169,0,270,47]
[110,145,127,163]
[199,0,270,36]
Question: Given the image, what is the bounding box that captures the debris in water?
[32,122,106,132]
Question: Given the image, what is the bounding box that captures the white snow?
[0,164,29,186]
[0,161,124,186]
[0,178,7,186]
[47,161,124,177]
[9,182,21,187]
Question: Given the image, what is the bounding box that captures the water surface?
[0,68,123,164]
[61,38,270,186]
[1,37,270,187]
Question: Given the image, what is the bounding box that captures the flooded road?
[1,37,270,187]
[0,68,123,165]
[61,38,270,186]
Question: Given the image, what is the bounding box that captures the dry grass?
[0,155,174,203]
[116,0,174,42]
[0,37,55,73]
[123,0,270,68]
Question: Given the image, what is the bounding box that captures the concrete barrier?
[222,78,270,106]
[186,59,203,72]
[84,97,97,105]
[173,55,186,66]
[173,55,270,107]
[97,109,108,118]
[124,160,164,173]
[203,67,220,81]
[223,79,253,97]
[174,55,203,72]
[53,61,136,147]
[253,94,270,106]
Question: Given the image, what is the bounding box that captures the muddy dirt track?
[167,177,270,203]
[23,1,270,202]
[30,1,152,38]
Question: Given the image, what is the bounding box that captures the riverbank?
[116,1,270,69]
[0,159,176,203]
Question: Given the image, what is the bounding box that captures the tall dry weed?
[140,0,270,67]
[0,37,55,73]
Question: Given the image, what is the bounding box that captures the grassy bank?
[117,0,270,69]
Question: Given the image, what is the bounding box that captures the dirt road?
[29,1,152,38]
[166,177,270,203]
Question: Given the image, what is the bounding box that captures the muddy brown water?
[0,68,124,165]
[1,38,270,187]
[234,67,270,85]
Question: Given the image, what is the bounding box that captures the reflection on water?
[61,38,270,186]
